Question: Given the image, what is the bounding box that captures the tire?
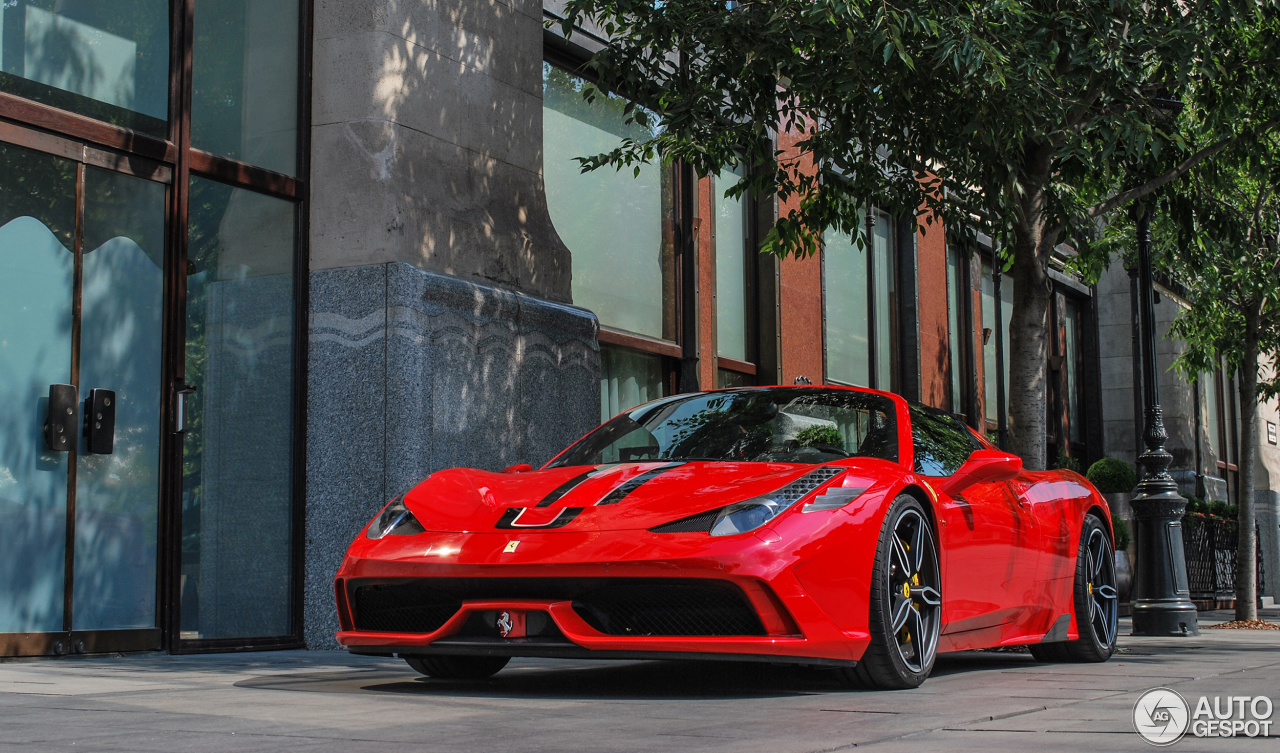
[1029,513,1118,663]
[405,655,510,679]
[841,495,943,689]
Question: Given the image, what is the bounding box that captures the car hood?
[400,460,889,533]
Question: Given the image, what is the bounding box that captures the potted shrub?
[1086,458,1138,599]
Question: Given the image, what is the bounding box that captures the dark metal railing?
[1181,515,1266,601]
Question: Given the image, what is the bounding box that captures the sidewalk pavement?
[3,613,1278,753]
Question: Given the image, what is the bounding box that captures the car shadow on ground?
[234,650,1039,700]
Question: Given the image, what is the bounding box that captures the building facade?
[1,0,1104,657]
[1094,262,1280,603]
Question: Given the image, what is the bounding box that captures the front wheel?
[843,495,942,689]
[405,655,510,679]
[1029,513,1117,663]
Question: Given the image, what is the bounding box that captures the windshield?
[549,388,899,467]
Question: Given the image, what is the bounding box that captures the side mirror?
[938,449,1022,497]
[501,463,534,474]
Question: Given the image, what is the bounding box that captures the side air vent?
[573,581,765,636]
[649,507,724,533]
[351,581,462,633]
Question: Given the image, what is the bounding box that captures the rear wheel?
[1029,514,1117,663]
[405,655,510,679]
[843,495,942,689]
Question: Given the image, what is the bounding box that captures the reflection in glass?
[982,261,996,421]
[1204,372,1220,464]
[715,168,748,361]
[717,368,751,389]
[946,246,964,414]
[0,1,168,136]
[543,63,676,340]
[1063,299,1081,444]
[873,212,897,392]
[192,0,298,176]
[0,143,76,633]
[182,177,295,639]
[557,388,898,467]
[910,404,982,477]
[823,222,870,386]
[981,262,1013,425]
[600,344,664,425]
[74,167,165,631]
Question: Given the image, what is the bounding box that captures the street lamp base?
[1131,599,1200,636]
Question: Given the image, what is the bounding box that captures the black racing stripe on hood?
[595,462,686,506]
[535,469,596,507]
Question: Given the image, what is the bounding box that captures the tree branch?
[1088,115,1280,218]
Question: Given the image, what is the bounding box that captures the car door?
[907,406,1039,637]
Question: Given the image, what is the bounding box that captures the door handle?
[44,384,78,452]
[174,385,197,433]
[83,389,116,454]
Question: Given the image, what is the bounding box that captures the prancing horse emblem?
[497,611,513,637]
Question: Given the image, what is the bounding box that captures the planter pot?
[1115,550,1133,604]
[1103,492,1132,526]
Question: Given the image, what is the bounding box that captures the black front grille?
[351,581,461,633]
[573,582,765,636]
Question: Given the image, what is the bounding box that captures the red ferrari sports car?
[334,385,1119,688]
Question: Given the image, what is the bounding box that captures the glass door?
[0,136,169,656]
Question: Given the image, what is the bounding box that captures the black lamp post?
[1129,206,1200,636]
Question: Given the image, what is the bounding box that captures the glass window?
[981,260,996,421]
[980,260,1012,424]
[946,245,964,414]
[74,166,165,631]
[1204,371,1220,465]
[554,388,898,467]
[181,177,295,639]
[715,167,749,361]
[0,1,169,136]
[0,143,76,634]
[717,368,752,389]
[823,222,870,387]
[543,62,676,341]
[873,211,897,392]
[1000,272,1013,407]
[910,404,983,477]
[191,0,298,176]
[1063,299,1082,444]
[600,344,664,424]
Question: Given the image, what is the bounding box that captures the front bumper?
[334,526,874,664]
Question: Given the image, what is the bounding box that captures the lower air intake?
[351,581,461,633]
[573,582,765,636]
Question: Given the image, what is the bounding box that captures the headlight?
[710,467,850,536]
[366,495,426,539]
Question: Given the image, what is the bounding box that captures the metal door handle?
[174,385,197,432]
[44,384,78,451]
[83,389,116,454]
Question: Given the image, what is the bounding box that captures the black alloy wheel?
[843,495,943,689]
[1029,513,1118,663]
[405,655,511,679]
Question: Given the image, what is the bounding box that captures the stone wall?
[309,0,571,301]
[304,263,599,649]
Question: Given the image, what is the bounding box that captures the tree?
[558,0,1280,468]
[1160,137,1280,622]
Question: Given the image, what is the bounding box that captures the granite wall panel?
[305,262,599,648]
